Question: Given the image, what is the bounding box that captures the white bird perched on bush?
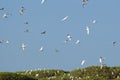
[99,57,104,69]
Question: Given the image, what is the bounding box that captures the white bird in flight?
[81,60,86,66]
[19,7,25,15]
[21,43,26,51]
[82,0,88,8]
[75,40,80,44]
[39,46,43,52]
[6,40,10,44]
[92,19,97,24]
[67,34,72,41]
[2,13,11,18]
[61,16,69,21]
[41,0,45,4]
[86,26,89,35]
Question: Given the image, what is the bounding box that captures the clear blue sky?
[0,0,120,72]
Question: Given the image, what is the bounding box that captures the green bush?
[0,72,37,80]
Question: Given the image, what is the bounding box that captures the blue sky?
[0,0,120,72]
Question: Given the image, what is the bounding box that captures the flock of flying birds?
[0,0,119,69]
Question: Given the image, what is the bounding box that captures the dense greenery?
[0,66,120,80]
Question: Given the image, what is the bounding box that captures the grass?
[0,66,120,80]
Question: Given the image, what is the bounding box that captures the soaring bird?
[21,43,26,51]
[19,7,25,15]
[67,34,72,41]
[81,60,86,66]
[82,0,88,8]
[92,19,97,24]
[86,26,90,35]
[41,0,45,4]
[41,31,46,34]
[61,16,69,21]
[75,40,80,44]
[2,13,11,18]
[112,41,117,46]
[39,46,43,52]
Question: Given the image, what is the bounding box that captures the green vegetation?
[0,66,120,80]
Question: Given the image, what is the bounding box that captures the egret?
[39,46,43,52]
[21,43,26,51]
[92,19,97,24]
[41,0,45,4]
[86,26,89,35]
[75,40,80,44]
[19,7,25,15]
[67,34,72,41]
[82,0,88,8]
[2,13,11,18]
[81,60,85,66]
[99,57,104,69]
[6,40,10,44]
[61,16,68,21]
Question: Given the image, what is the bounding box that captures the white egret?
[41,0,45,4]
[99,57,104,69]
[3,13,11,18]
[19,7,25,15]
[39,46,43,52]
[61,16,68,21]
[67,34,72,41]
[92,19,97,24]
[21,43,26,51]
[81,60,85,66]
[86,26,89,35]
[82,0,88,8]
[6,40,10,44]
[75,40,80,44]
